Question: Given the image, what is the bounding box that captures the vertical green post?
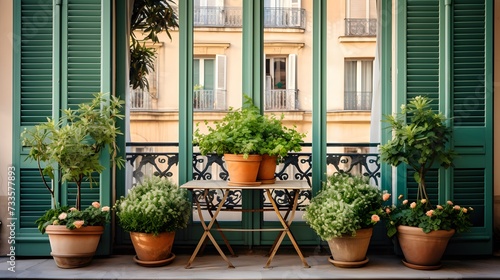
[394,0,407,196]
[380,0,393,194]
[242,0,264,246]
[441,0,452,200]
[178,0,194,185]
[113,0,130,247]
[311,0,327,194]
[242,0,263,109]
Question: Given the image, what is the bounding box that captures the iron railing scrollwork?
[126,143,380,214]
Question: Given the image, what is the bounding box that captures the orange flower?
[403,199,408,205]
[385,208,391,214]
[102,206,110,212]
[58,212,67,220]
[462,208,468,213]
[69,207,77,212]
[73,220,85,229]
[426,210,434,217]
[92,201,101,208]
[436,205,443,210]
[410,202,417,209]
[447,200,453,205]
[398,194,403,200]
[383,193,391,201]
[371,214,380,222]
[454,205,461,210]
[420,199,427,204]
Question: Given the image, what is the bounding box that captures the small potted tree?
[193,96,305,185]
[379,95,473,269]
[303,173,388,268]
[21,93,125,268]
[114,176,191,266]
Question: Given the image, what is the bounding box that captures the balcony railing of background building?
[193,7,306,29]
[130,88,154,110]
[344,91,372,110]
[345,18,377,36]
[193,89,227,111]
[265,89,298,110]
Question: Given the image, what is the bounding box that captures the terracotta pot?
[130,231,175,262]
[45,225,104,269]
[224,154,262,186]
[257,154,277,184]
[327,227,373,268]
[397,225,455,269]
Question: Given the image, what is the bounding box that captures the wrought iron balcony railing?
[345,18,377,36]
[126,142,379,213]
[130,88,154,110]
[193,7,306,29]
[344,91,372,110]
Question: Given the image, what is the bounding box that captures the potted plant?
[379,95,473,269]
[193,96,305,185]
[20,93,125,268]
[303,173,388,268]
[257,113,306,184]
[114,176,191,267]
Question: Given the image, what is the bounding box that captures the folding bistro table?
[180,180,311,268]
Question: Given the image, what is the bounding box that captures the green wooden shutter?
[14,0,112,256]
[450,0,493,254]
[399,0,441,200]
[398,0,493,255]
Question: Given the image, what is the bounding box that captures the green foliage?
[382,196,473,238]
[303,173,386,240]
[379,95,456,202]
[35,203,111,234]
[21,93,125,210]
[130,0,178,90]
[193,96,305,159]
[114,176,191,235]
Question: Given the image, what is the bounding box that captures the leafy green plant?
[21,93,125,211]
[130,0,178,90]
[382,196,473,238]
[303,173,388,240]
[379,95,456,203]
[379,95,473,237]
[260,113,306,160]
[35,202,111,234]
[193,96,305,159]
[114,176,191,235]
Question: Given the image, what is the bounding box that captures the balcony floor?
[1,248,499,280]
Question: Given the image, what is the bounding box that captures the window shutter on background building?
[398,0,492,255]
[287,53,297,109]
[214,54,226,109]
[14,0,112,256]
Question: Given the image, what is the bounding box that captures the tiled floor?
[0,251,499,280]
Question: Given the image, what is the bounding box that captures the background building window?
[344,59,373,110]
[194,55,226,110]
